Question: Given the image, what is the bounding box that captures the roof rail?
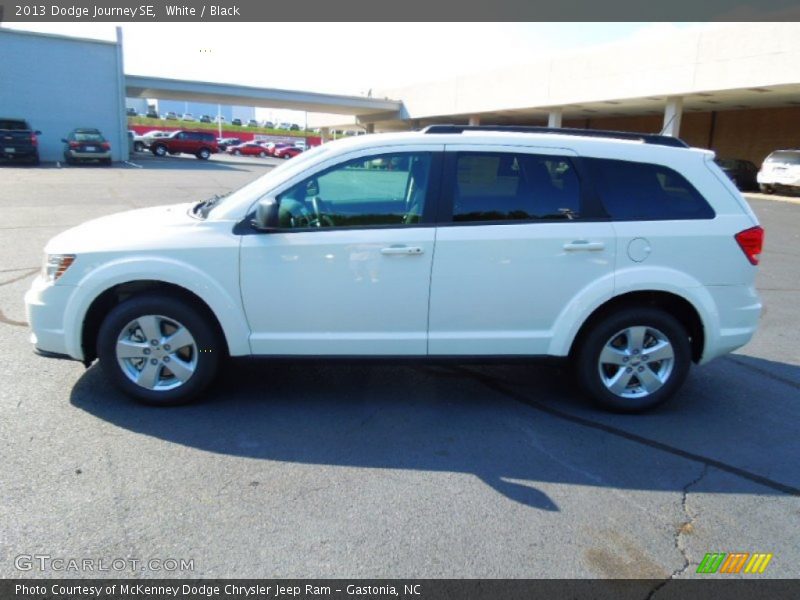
[421,124,689,149]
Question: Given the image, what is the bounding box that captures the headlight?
[43,254,76,282]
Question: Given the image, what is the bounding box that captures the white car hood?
[45,203,213,254]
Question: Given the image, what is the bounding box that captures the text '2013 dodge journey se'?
[25,126,763,412]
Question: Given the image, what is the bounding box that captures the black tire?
[759,184,774,194]
[30,153,40,166]
[102,158,112,166]
[233,149,241,156]
[133,141,145,153]
[197,148,211,160]
[575,307,691,413]
[97,294,221,406]
[152,144,167,157]
[259,151,266,158]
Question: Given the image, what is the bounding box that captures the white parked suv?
[756,149,800,194]
[24,126,764,412]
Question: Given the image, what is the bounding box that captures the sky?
[3,22,717,122]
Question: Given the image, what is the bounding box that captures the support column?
[365,123,375,134]
[547,108,563,128]
[468,115,481,126]
[320,127,330,143]
[662,96,683,137]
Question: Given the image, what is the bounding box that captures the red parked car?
[261,142,292,156]
[226,143,268,157]
[274,145,303,159]
[150,130,218,160]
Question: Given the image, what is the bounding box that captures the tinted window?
[585,158,714,221]
[452,153,581,222]
[0,120,29,130]
[277,152,432,228]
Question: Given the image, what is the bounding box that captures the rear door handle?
[381,245,424,255]
[563,240,605,252]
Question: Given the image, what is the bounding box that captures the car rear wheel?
[97,295,221,405]
[759,184,774,194]
[197,148,211,160]
[133,141,145,152]
[575,308,691,413]
[153,144,167,157]
[233,149,241,156]
[259,151,266,158]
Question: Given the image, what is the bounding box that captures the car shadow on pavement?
[127,154,274,171]
[69,355,800,511]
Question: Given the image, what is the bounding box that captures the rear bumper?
[0,148,38,160]
[65,150,111,160]
[700,284,762,364]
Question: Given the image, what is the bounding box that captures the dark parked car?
[126,108,138,117]
[62,128,112,165]
[150,130,218,160]
[231,118,243,127]
[715,158,758,191]
[216,137,242,151]
[226,142,268,157]
[0,118,41,165]
[146,109,159,119]
[199,115,213,124]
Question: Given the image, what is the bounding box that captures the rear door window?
[449,152,582,222]
[584,158,714,221]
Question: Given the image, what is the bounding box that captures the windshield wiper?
[192,192,230,219]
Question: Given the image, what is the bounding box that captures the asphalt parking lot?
[0,155,798,584]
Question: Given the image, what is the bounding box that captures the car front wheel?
[152,145,167,157]
[197,148,211,160]
[575,308,691,413]
[97,295,221,405]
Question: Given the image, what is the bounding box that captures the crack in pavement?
[646,464,709,599]
[0,308,28,327]
[0,267,38,286]
[453,365,800,497]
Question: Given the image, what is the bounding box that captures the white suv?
[25,126,764,412]
[757,149,800,194]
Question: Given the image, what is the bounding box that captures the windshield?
[765,151,800,165]
[205,143,331,219]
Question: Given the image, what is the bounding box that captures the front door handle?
[563,240,605,252]
[381,245,424,255]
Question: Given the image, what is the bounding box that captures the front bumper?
[24,276,80,360]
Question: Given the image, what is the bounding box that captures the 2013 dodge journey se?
[25,125,763,412]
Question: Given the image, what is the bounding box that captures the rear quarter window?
[585,158,714,221]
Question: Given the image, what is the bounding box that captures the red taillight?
[69,141,80,149]
[101,142,110,150]
[735,226,764,265]
[30,134,38,147]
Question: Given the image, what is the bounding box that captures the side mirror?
[252,197,280,231]
[35,130,42,136]
[61,138,68,143]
